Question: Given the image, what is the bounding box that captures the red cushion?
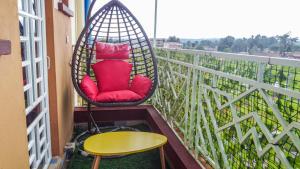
[92,60,132,92]
[96,42,130,59]
[130,75,152,98]
[80,75,98,100]
[95,90,142,102]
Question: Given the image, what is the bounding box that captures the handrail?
[156,47,300,67]
[157,56,300,100]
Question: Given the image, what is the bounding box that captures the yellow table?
[84,131,168,169]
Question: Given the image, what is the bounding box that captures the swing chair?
[72,0,158,108]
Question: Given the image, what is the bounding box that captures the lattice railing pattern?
[152,48,300,169]
[27,110,51,169]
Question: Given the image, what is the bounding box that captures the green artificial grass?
[67,149,163,169]
[67,124,170,169]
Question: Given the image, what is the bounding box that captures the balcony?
[72,48,300,169]
[2,1,300,169]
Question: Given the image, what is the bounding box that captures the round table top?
[84,131,167,156]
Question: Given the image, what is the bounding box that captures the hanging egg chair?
[72,0,158,107]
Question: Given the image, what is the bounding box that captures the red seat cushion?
[96,42,130,59]
[92,60,132,92]
[130,75,152,97]
[95,90,142,102]
[80,75,98,100]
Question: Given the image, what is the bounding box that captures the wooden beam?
[74,106,147,123]
[74,105,203,169]
[0,40,11,56]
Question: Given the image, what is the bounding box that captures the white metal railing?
[152,48,300,169]
[19,0,52,168]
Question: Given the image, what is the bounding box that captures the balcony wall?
[45,0,74,156]
[0,0,30,169]
[152,48,300,168]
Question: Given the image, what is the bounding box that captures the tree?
[167,36,180,42]
[191,41,200,48]
[231,38,248,53]
[186,40,192,49]
[217,36,235,52]
[248,45,260,55]
[247,35,255,52]
[270,44,280,52]
[293,45,300,51]
[253,34,261,51]
[277,32,298,57]
[260,36,277,51]
[200,40,216,48]
[196,45,204,50]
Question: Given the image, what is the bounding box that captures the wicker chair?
[72,0,157,107]
[71,0,158,133]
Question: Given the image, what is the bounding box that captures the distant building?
[164,42,183,49]
[149,38,165,47]
[202,46,217,51]
[289,52,300,59]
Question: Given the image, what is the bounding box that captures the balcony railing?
[152,48,300,169]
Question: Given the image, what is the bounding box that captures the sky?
[93,0,300,39]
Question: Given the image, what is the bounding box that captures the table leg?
[92,156,101,169]
[159,146,166,169]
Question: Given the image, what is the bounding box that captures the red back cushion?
[96,42,130,59]
[130,75,152,98]
[80,75,98,100]
[92,60,132,92]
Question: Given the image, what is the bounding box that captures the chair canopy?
[71,0,157,107]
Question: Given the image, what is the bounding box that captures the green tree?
[195,41,199,46]
[200,40,217,48]
[217,36,235,52]
[196,45,204,50]
[277,32,298,57]
[248,45,260,55]
[167,36,180,42]
[231,38,248,53]
[260,36,277,50]
[186,40,192,49]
